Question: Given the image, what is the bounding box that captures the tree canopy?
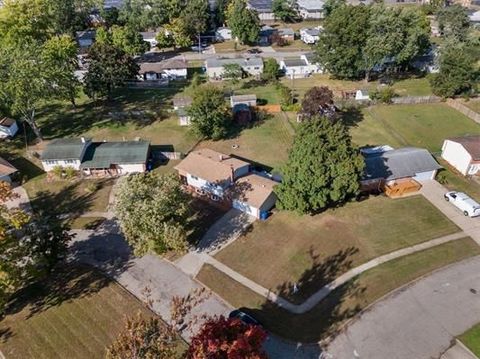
[436,5,470,41]
[262,58,280,82]
[114,172,191,256]
[187,85,232,140]
[226,0,261,45]
[300,86,337,120]
[274,117,364,214]
[272,0,299,22]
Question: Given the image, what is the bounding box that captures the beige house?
[231,173,277,219]
[441,136,480,176]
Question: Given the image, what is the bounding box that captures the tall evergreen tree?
[275,117,364,214]
[226,0,260,44]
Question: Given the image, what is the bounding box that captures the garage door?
[413,171,435,182]
[232,200,258,218]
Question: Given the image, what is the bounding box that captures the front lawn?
[0,266,186,359]
[459,323,480,356]
[350,104,480,152]
[214,195,459,303]
[199,237,480,342]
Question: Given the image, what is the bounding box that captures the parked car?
[229,310,261,326]
[444,191,480,217]
[247,48,262,54]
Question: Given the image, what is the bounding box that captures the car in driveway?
[229,309,261,326]
[444,191,480,217]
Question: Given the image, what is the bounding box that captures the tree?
[272,0,298,22]
[181,0,210,36]
[84,42,139,100]
[436,5,470,41]
[155,30,175,50]
[114,173,190,256]
[222,63,243,84]
[188,316,268,359]
[214,0,231,26]
[165,18,194,48]
[300,86,337,121]
[111,25,150,56]
[45,0,95,35]
[188,85,232,140]
[323,0,346,17]
[262,58,280,82]
[430,41,478,98]
[226,0,261,45]
[274,117,364,214]
[95,27,112,45]
[316,5,371,79]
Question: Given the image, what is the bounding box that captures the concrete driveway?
[326,256,480,359]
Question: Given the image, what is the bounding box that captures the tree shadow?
[341,105,365,129]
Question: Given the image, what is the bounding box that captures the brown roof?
[0,117,16,127]
[0,157,17,177]
[232,174,277,208]
[138,58,188,74]
[175,149,249,183]
[449,136,480,161]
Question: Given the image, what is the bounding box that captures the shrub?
[370,87,396,104]
[85,181,100,193]
[51,165,64,179]
[64,166,77,179]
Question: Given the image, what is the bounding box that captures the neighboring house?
[41,138,150,176]
[231,173,277,219]
[355,90,370,101]
[259,25,276,46]
[297,0,324,19]
[230,94,257,108]
[174,149,250,200]
[247,0,274,20]
[80,141,150,176]
[205,57,264,80]
[280,54,320,78]
[138,58,188,81]
[0,118,19,138]
[140,31,158,49]
[300,28,320,44]
[441,136,480,176]
[0,157,17,184]
[41,138,91,172]
[361,147,442,188]
[215,27,232,41]
[277,28,295,42]
[469,10,480,26]
[76,30,96,48]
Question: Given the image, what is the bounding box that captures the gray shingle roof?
[248,0,273,11]
[80,141,150,169]
[363,147,442,181]
[278,28,295,36]
[41,138,90,161]
[206,57,263,69]
[297,0,325,10]
[283,58,308,67]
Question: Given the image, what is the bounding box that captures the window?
[45,160,58,165]
[65,159,76,164]
[254,66,260,70]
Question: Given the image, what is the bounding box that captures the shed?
[0,117,19,138]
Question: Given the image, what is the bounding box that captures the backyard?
[0,266,186,359]
[214,195,460,304]
[198,237,480,342]
[350,103,480,152]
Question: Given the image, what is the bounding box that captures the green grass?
[0,266,186,359]
[437,159,480,203]
[215,195,460,304]
[234,82,282,105]
[459,323,480,356]
[199,237,480,342]
[350,104,480,152]
[462,99,480,113]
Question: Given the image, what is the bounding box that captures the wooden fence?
[391,96,441,105]
[446,99,480,124]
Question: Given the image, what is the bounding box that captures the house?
[303,53,322,73]
[41,138,91,172]
[205,57,264,80]
[297,0,324,19]
[355,90,370,101]
[0,157,17,184]
[361,147,442,194]
[247,0,274,20]
[300,28,321,44]
[441,136,480,176]
[76,30,96,48]
[41,138,150,175]
[259,25,276,45]
[230,173,277,219]
[277,28,295,42]
[230,94,257,108]
[174,149,250,200]
[79,141,150,176]
[138,58,188,81]
[280,54,320,78]
[469,10,480,26]
[104,0,125,8]
[0,117,19,138]
[140,31,158,49]
[215,27,232,41]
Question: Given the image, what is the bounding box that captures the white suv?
[444,191,480,217]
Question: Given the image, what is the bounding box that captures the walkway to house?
[4,185,32,213]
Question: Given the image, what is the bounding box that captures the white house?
[280,54,320,78]
[140,31,158,49]
[0,157,17,184]
[247,0,274,20]
[41,138,91,172]
[441,136,480,176]
[300,28,321,44]
[138,58,188,81]
[215,27,232,41]
[76,30,96,48]
[0,118,19,138]
[231,173,277,219]
[297,0,324,19]
[174,149,250,200]
[205,57,264,80]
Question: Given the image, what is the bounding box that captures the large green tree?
[114,173,191,256]
[436,5,470,41]
[272,0,298,22]
[188,85,232,140]
[430,41,478,98]
[111,25,150,56]
[275,117,364,214]
[262,58,280,82]
[226,0,260,45]
[84,42,139,100]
